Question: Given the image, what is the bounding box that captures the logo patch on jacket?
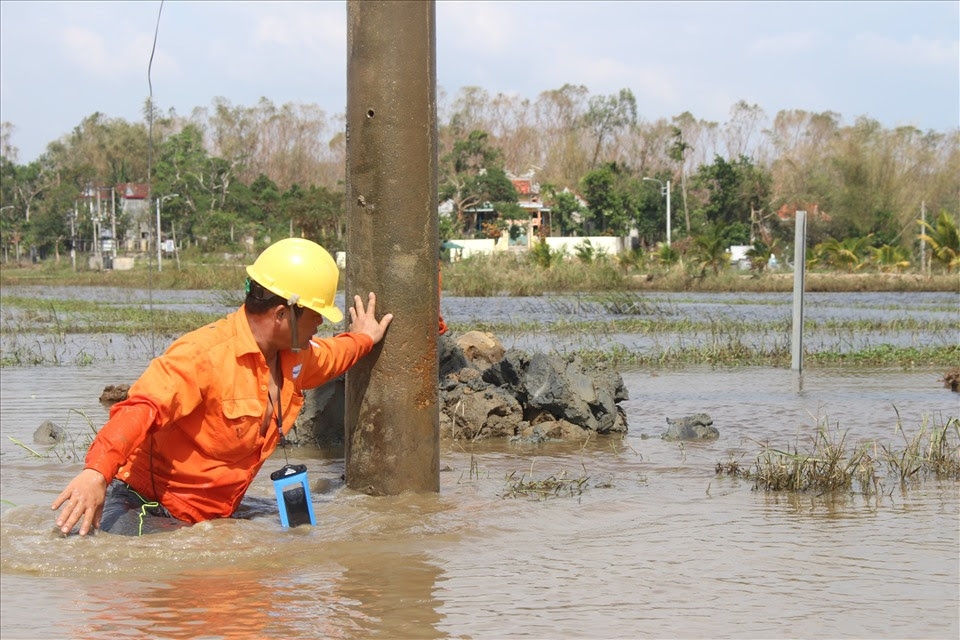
[292,364,302,380]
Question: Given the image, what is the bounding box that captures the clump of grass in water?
[500,441,614,500]
[534,292,678,317]
[924,417,960,478]
[715,452,750,477]
[882,412,960,482]
[0,337,50,366]
[501,467,590,500]
[718,414,960,494]
[749,424,875,493]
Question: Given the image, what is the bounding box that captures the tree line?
[0,85,957,271]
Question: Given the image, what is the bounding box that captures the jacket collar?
[232,305,266,360]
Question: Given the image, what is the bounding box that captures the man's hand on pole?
[348,292,393,344]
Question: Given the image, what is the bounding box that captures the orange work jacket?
[438,265,448,335]
[84,306,373,523]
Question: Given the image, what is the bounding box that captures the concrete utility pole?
[344,0,440,495]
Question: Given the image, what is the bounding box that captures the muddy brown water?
[1,290,958,639]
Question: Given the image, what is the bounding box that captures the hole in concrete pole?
[366,109,375,118]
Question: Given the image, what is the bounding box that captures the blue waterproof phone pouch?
[270,464,316,527]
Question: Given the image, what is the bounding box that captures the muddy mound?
[943,368,960,392]
[99,384,130,405]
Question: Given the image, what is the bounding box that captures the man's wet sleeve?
[84,401,158,483]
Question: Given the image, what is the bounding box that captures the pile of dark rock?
[436,331,628,441]
[298,331,629,445]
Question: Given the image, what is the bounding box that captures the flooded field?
[1,289,958,638]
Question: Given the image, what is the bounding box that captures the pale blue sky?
[1,0,957,163]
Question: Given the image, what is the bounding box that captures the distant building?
[116,183,151,251]
[453,169,555,245]
[506,169,552,239]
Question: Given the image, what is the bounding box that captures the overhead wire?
[144,0,169,504]
[147,0,165,358]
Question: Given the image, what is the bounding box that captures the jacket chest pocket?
[216,397,265,455]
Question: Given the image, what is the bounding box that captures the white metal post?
[156,197,162,272]
[111,187,117,258]
[156,194,179,272]
[791,210,807,374]
[665,180,671,247]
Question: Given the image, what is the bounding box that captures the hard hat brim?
[316,305,344,324]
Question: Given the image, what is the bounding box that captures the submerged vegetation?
[0,295,223,334]
[0,248,956,368]
[460,413,959,501]
[571,345,957,369]
[717,414,960,495]
[2,258,957,369]
[501,468,593,500]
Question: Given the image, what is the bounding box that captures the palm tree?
[530,238,561,268]
[918,211,960,273]
[653,242,680,268]
[746,238,781,273]
[692,226,730,276]
[574,239,595,264]
[616,247,645,273]
[814,235,874,272]
[869,245,911,273]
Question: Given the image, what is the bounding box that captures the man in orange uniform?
[52,238,393,536]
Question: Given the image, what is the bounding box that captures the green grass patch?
[808,344,960,367]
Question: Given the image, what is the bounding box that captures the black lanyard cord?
[275,352,290,464]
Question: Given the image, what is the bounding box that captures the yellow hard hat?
[246,238,343,323]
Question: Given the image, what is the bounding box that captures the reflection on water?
[73,551,443,640]
[1,289,958,638]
